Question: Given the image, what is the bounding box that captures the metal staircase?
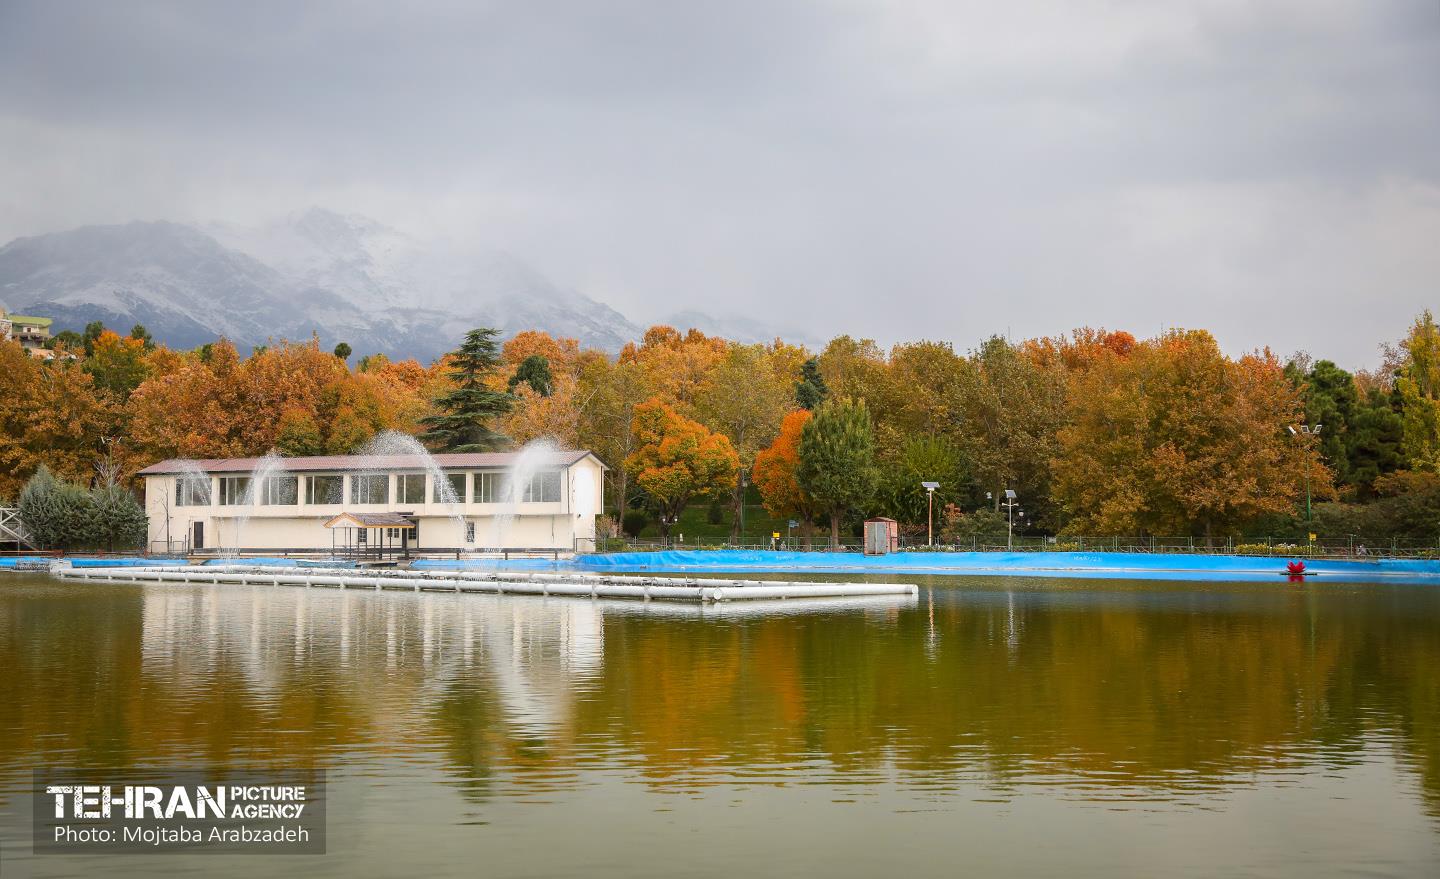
[0,506,35,550]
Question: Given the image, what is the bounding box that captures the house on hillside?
[4,312,53,350]
[137,450,607,555]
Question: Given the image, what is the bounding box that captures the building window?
[475,471,500,503]
[433,472,466,504]
[175,476,211,507]
[260,475,298,505]
[465,521,475,543]
[398,473,426,505]
[218,476,252,506]
[523,471,562,503]
[306,474,343,505]
[352,474,389,505]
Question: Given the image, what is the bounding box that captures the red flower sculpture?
[1286,560,1306,575]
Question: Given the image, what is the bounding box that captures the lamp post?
[1000,489,1019,550]
[1287,424,1323,522]
[921,481,940,546]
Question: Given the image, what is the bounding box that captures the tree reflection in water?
[0,576,1436,817]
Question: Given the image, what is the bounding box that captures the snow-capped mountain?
[0,208,641,359]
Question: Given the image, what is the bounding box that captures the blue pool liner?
[412,550,1440,584]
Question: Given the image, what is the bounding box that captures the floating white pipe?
[54,565,918,603]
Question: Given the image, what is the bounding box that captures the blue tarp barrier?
[200,557,357,568]
[413,550,1440,584]
[68,557,188,568]
[0,556,55,568]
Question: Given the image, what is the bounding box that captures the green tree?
[952,336,1067,526]
[17,466,63,549]
[50,329,83,351]
[129,324,154,350]
[508,354,554,397]
[1397,311,1440,472]
[82,320,106,357]
[419,328,514,452]
[797,397,879,547]
[18,466,98,550]
[876,435,967,527]
[91,480,147,551]
[1348,385,1404,496]
[333,341,352,361]
[1290,357,1404,498]
[795,357,829,410]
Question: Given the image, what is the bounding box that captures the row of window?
[175,471,563,507]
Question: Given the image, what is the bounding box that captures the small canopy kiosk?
[324,512,417,559]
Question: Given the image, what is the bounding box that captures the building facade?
[6,313,52,349]
[138,450,607,554]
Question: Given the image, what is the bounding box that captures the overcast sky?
[1,0,1436,369]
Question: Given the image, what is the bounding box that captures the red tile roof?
[137,450,601,476]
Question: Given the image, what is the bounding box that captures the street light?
[1288,424,1323,521]
[1000,489,1019,550]
[921,481,940,546]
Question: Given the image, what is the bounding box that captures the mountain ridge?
[0,210,644,360]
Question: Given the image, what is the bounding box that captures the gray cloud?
[1,0,1436,368]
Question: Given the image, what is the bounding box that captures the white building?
[138,450,607,555]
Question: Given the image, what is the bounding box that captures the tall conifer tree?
[420,328,514,452]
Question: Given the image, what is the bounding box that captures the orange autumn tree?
[0,342,114,497]
[624,398,739,542]
[1052,329,1329,541]
[753,409,817,544]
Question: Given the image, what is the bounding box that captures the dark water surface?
[1,572,1438,877]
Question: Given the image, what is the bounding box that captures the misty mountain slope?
[0,221,297,348]
[0,210,642,359]
[213,208,642,349]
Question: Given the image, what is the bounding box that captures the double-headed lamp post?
[1287,424,1323,521]
[921,481,940,546]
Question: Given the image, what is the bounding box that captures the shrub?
[939,505,1009,545]
[621,509,650,538]
[1234,543,1302,556]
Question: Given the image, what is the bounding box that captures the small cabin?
[864,517,899,555]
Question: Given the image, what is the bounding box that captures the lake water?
[1,572,1438,877]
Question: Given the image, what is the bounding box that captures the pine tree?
[797,397,878,547]
[17,466,100,550]
[795,357,829,410]
[420,328,514,452]
[92,481,147,551]
[18,465,63,549]
[508,354,554,397]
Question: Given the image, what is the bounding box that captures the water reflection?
[1,576,1438,817]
